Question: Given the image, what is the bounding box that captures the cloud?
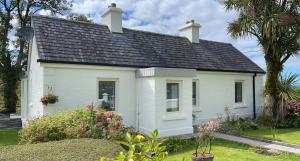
[70,0,300,79]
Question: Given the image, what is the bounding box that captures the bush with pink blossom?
[18,105,131,144]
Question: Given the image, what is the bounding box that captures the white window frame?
[234,80,245,106]
[166,80,182,113]
[97,78,119,111]
[192,79,200,111]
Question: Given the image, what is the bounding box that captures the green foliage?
[100,130,168,161]
[0,139,122,161]
[224,0,300,120]
[255,115,275,127]
[277,108,300,128]
[67,14,93,23]
[18,108,127,144]
[220,117,259,135]
[163,137,196,153]
[0,0,72,113]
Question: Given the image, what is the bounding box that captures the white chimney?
[101,3,123,33]
[178,20,201,43]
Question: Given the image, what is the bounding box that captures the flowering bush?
[19,106,129,144]
[194,121,220,159]
[289,101,300,113]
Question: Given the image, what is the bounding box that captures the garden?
[0,105,300,161]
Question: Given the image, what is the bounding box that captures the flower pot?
[192,153,214,161]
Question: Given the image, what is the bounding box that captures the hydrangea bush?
[18,105,129,144]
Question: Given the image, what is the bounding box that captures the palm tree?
[278,73,299,119]
[224,0,300,120]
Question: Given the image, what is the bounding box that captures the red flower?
[84,104,92,110]
[97,111,103,116]
[107,117,112,122]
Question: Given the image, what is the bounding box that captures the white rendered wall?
[42,64,137,127]
[192,71,264,124]
[25,37,44,121]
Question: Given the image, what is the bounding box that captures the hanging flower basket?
[41,94,58,106]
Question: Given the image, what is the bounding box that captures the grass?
[242,128,300,145]
[167,139,300,161]
[0,128,20,146]
[0,139,122,161]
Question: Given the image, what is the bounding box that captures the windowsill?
[163,112,187,121]
[193,106,201,112]
[233,103,247,109]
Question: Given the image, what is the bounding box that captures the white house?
[21,3,265,137]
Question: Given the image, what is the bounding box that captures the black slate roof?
[32,15,265,74]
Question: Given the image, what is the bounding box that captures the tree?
[67,14,93,23]
[224,0,300,120]
[0,0,71,113]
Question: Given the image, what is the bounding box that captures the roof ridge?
[32,14,107,27]
[123,28,185,39]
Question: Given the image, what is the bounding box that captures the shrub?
[18,107,128,144]
[220,117,259,134]
[277,107,300,128]
[164,137,196,153]
[255,115,274,127]
[100,130,168,161]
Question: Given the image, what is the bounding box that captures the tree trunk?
[2,68,18,114]
[264,58,282,120]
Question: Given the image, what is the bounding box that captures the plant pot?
[192,153,214,161]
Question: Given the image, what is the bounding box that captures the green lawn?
[0,139,122,161]
[167,139,300,161]
[242,128,300,145]
[0,128,20,146]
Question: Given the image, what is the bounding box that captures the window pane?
[235,82,243,103]
[99,81,115,109]
[192,81,197,106]
[166,83,179,112]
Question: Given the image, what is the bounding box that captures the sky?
[44,0,300,84]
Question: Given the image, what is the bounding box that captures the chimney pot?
[110,3,116,7]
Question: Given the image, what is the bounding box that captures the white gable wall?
[24,36,44,122]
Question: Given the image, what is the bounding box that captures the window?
[166,82,180,112]
[235,82,243,103]
[192,80,198,107]
[99,81,116,110]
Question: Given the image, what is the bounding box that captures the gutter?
[252,73,257,119]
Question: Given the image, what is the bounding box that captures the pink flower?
[84,104,92,110]
[106,117,112,122]
[97,121,103,127]
[97,111,103,116]
[106,112,113,118]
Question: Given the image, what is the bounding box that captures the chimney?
[178,20,201,43]
[101,3,123,33]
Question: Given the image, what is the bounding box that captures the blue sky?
[44,0,300,84]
